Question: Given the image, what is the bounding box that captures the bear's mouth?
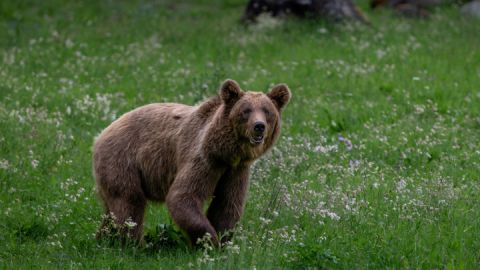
[250,135,264,145]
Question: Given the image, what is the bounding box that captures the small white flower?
[318,27,328,34]
[65,39,74,48]
[124,220,137,229]
[259,217,271,225]
[376,49,386,59]
[0,159,10,170]
[396,179,407,192]
[338,135,353,150]
[31,159,39,168]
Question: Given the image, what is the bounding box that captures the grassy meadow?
[1,0,480,268]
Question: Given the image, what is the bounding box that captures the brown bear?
[93,79,291,246]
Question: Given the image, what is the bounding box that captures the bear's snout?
[249,121,266,145]
[253,122,265,133]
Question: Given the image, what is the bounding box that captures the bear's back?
[94,102,196,201]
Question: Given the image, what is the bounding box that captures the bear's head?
[219,79,291,149]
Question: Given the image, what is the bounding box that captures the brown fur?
[93,79,291,245]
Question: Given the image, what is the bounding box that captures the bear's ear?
[267,84,291,111]
[219,79,243,105]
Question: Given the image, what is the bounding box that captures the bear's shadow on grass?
[143,223,190,252]
[98,223,190,253]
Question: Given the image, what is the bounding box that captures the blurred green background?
[1,1,479,269]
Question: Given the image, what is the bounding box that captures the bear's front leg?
[167,192,218,246]
[166,162,225,246]
[207,165,250,244]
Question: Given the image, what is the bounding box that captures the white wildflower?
[124,220,137,229]
[396,179,407,192]
[0,159,10,170]
[31,159,39,168]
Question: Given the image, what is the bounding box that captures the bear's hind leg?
[95,161,147,244]
[96,209,113,240]
[107,196,147,244]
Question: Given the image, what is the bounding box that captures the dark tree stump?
[370,0,443,18]
[242,0,368,23]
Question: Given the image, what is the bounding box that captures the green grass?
[1,0,480,269]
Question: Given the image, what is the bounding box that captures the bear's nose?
[254,122,265,133]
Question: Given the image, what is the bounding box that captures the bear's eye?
[242,108,252,115]
[262,107,270,116]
